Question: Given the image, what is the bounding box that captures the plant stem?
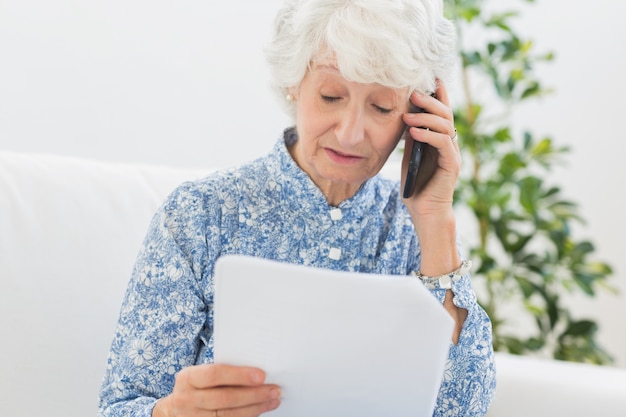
[458,33,498,333]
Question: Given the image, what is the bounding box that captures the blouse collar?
[269,128,392,216]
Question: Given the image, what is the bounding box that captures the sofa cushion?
[0,151,208,416]
[487,353,626,416]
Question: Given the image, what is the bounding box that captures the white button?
[330,208,343,221]
[329,247,342,260]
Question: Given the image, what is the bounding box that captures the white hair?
[265,0,457,119]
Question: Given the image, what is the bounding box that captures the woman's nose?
[335,107,365,146]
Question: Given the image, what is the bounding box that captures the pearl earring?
[286,94,295,101]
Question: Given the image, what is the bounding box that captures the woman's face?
[289,62,409,205]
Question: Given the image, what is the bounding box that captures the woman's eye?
[321,95,341,103]
[374,105,392,114]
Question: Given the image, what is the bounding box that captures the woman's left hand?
[400,80,460,218]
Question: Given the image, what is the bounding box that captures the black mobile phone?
[402,132,424,198]
[402,97,438,198]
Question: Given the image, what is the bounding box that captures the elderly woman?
[98,0,496,416]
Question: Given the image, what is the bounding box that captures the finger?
[408,127,458,155]
[218,398,281,417]
[180,364,266,390]
[402,112,454,137]
[191,385,281,411]
[433,79,450,107]
[407,95,453,129]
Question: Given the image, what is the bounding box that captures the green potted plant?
[444,0,615,364]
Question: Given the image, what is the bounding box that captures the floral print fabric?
[98,136,496,416]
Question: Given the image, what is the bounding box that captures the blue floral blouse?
[98,134,496,417]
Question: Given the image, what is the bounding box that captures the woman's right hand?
[152,364,281,417]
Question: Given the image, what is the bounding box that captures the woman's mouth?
[324,148,364,165]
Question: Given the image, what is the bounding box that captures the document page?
[213,255,454,417]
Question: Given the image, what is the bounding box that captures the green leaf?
[531,137,553,156]
[543,186,561,199]
[493,127,511,142]
[562,320,597,337]
[540,51,555,62]
[521,81,541,99]
[572,241,595,259]
[501,336,527,355]
[519,176,543,213]
[526,337,545,351]
[523,131,533,150]
[460,7,482,22]
[485,11,519,33]
[498,152,526,179]
[462,51,482,67]
[515,275,536,298]
[571,273,596,296]
[548,200,581,221]
[547,296,559,330]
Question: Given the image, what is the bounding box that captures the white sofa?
[2,150,626,417]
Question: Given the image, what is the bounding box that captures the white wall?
[504,0,626,367]
[1,0,625,366]
[0,0,289,169]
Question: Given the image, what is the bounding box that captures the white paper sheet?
[213,255,454,417]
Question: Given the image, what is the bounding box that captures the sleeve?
[430,272,497,416]
[409,237,496,416]
[98,181,222,417]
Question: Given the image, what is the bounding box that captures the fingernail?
[251,371,264,384]
[268,399,281,410]
[270,387,281,399]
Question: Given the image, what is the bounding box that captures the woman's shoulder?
[162,153,276,212]
[369,174,403,204]
[164,170,235,204]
